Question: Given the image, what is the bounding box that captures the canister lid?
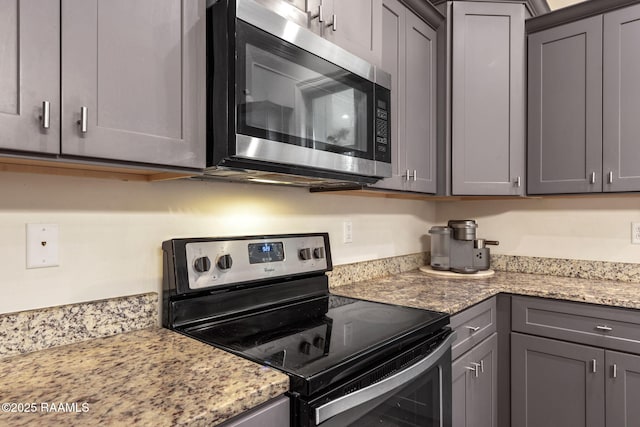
[428,226,451,234]
[447,220,477,230]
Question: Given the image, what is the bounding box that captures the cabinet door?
[61,0,205,168]
[451,2,525,195]
[511,332,605,427]
[405,12,437,194]
[371,0,407,191]
[528,16,603,194]
[321,0,382,66]
[606,350,640,427]
[452,333,498,427]
[603,4,640,192]
[222,395,289,427]
[0,0,59,154]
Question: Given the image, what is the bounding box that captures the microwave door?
[299,74,368,156]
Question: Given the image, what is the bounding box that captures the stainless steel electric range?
[162,233,453,426]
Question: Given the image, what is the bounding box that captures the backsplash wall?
[0,172,435,314]
[437,197,640,263]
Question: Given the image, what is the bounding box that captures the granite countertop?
[332,269,640,314]
[0,327,288,427]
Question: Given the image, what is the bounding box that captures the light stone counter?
[331,269,640,314]
[0,327,289,427]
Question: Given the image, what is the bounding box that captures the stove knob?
[300,341,312,355]
[216,254,233,270]
[313,247,325,259]
[193,256,211,273]
[298,248,312,261]
[313,336,325,349]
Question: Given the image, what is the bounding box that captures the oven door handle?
[315,331,456,425]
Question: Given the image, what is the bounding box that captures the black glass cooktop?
[183,294,449,396]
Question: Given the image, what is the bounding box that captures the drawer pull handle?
[592,359,597,373]
[465,326,480,333]
[596,325,613,332]
[612,364,618,378]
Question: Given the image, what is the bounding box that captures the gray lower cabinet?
[606,350,640,427]
[0,0,60,154]
[528,2,640,194]
[220,395,290,427]
[61,0,205,168]
[371,0,439,193]
[452,333,498,427]
[445,1,526,196]
[0,0,205,170]
[511,332,606,427]
[512,295,640,427]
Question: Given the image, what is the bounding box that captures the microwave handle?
[315,330,456,425]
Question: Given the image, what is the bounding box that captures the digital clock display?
[248,242,285,264]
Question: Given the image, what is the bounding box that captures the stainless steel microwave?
[204,0,392,187]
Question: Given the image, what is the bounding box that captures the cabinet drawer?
[451,297,496,360]
[512,295,640,355]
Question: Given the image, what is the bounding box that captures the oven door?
[300,331,454,427]
[233,18,384,177]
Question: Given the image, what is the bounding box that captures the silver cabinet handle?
[466,364,479,378]
[592,359,597,373]
[309,5,323,22]
[326,14,336,31]
[479,359,484,373]
[607,171,613,184]
[315,332,455,425]
[596,325,613,332]
[465,326,480,333]
[77,106,88,133]
[40,101,51,129]
[589,172,596,184]
[404,170,415,181]
[612,364,618,378]
[514,176,521,188]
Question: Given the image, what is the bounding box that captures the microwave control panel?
[374,88,391,163]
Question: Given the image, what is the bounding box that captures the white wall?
[437,197,640,263]
[0,172,435,314]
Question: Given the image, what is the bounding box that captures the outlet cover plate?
[26,223,59,268]
[632,222,640,245]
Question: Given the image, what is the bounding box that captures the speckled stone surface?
[332,269,640,314]
[0,327,289,427]
[0,293,158,359]
[491,254,640,283]
[328,252,427,288]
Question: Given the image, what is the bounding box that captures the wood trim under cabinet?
[0,155,195,182]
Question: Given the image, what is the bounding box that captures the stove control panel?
[182,234,330,290]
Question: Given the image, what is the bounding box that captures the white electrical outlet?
[632,222,640,245]
[26,224,59,268]
[343,220,353,244]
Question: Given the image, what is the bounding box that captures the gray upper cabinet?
[448,1,525,196]
[371,0,438,193]
[603,3,640,192]
[528,2,640,194]
[527,16,603,194]
[452,333,498,427]
[511,332,606,427]
[61,0,205,169]
[0,1,60,155]
[306,0,382,66]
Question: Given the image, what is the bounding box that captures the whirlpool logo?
[263,267,276,273]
